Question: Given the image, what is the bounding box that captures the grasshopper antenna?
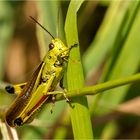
[30,16,55,39]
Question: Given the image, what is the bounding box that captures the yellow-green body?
[6,38,70,127]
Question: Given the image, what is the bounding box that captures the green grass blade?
[96,1,140,114]
[65,0,93,139]
[83,0,131,76]
[102,1,140,81]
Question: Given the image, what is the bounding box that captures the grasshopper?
[5,17,76,127]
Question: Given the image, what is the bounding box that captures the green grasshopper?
[5,17,76,127]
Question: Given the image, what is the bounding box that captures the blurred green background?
[0,1,140,139]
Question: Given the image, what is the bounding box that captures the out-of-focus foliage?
[0,0,140,139]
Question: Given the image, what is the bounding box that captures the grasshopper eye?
[49,43,54,50]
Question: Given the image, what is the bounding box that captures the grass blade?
[65,0,93,139]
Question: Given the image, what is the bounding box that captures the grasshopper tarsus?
[71,43,78,48]
[5,85,15,94]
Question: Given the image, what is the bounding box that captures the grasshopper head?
[49,38,69,57]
